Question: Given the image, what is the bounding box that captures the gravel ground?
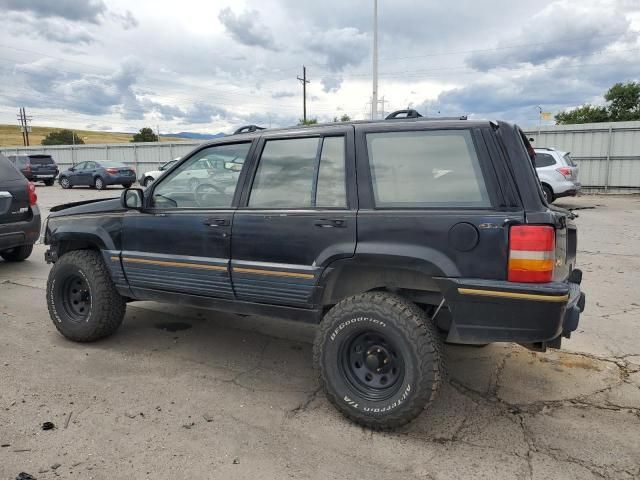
[1,186,639,480]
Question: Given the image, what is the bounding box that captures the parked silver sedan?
[534,147,581,203]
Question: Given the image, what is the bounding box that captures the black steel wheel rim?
[61,274,91,322]
[339,330,405,401]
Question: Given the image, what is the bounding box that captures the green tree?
[131,127,158,142]
[41,129,85,145]
[298,118,318,126]
[555,105,609,125]
[605,81,640,121]
[332,114,351,122]
[555,81,640,124]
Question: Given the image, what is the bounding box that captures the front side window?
[366,130,490,208]
[74,162,87,170]
[248,136,347,208]
[152,142,251,209]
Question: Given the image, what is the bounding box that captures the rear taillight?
[105,167,119,174]
[508,225,555,283]
[24,164,31,172]
[27,182,37,206]
[556,167,572,178]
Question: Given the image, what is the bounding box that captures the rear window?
[366,130,490,208]
[28,155,54,165]
[100,161,126,168]
[534,153,556,168]
[563,153,577,166]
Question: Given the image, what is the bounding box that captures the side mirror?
[121,188,144,209]
[69,167,75,172]
[224,162,243,172]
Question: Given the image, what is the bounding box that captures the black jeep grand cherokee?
[43,111,585,429]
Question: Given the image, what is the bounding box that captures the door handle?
[204,218,230,227]
[314,218,346,228]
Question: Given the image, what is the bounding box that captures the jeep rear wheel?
[47,250,126,342]
[314,292,444,429]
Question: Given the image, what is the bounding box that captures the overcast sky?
[0,0,639,134]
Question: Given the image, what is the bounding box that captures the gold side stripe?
[120,257,227,271]
[458,288,569,302]
[233,267,314,279]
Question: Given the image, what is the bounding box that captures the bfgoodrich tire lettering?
[314,292,444,429]
[46,250,126,342]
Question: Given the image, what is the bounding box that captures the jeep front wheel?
[313,292,444,429]
[46,250,126,342]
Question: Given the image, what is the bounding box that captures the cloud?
[110,10,138,30]
[320,76,343,93]
[466,1,632,71]
[306,27,369,72]
[0,0,107,23]
[218,7,278,51]
[271,91,296,98]
[6,12,95,44]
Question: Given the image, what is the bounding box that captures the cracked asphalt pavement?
[1,187,639,479]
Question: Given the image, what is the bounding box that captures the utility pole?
[17,108,32,146]
[371,0,379,120]
[17,109,26,146]
[157,124,161,142]
[297,65,310,123]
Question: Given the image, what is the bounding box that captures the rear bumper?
[105,175,135,185]
[435,270,585,345]
[0,205,41,251]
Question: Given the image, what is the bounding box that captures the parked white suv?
[534,148,581,203]
[138,158,180,187]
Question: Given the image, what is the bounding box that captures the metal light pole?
[537,105,542,139]
[371,0,379,120]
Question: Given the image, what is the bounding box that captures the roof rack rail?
[385,109,423,120]
[385,110,468,121]
[233,125,266,135]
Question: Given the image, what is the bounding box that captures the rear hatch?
[0,157,30,224]
[563,152,579,182]
[28,154,58,178]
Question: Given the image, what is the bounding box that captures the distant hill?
[162,132,226,140]
[0,125,186,147]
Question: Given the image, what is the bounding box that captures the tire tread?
[313,292,444,430]
[46,250,125,342]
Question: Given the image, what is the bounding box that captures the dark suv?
[43,111,586,429]
[7,154,59,186]
[0,154,41,261]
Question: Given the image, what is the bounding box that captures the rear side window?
[0,154,23,181]
[9,156,28,169]
[534,153,556,168]
[366,130,490,208]
[249,136,347,208]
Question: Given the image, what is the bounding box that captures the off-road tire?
[314,292,444,430]
[94,177,106,190]
[47,250,126,342]
[44,179,55,186]
[1,244,34,262]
